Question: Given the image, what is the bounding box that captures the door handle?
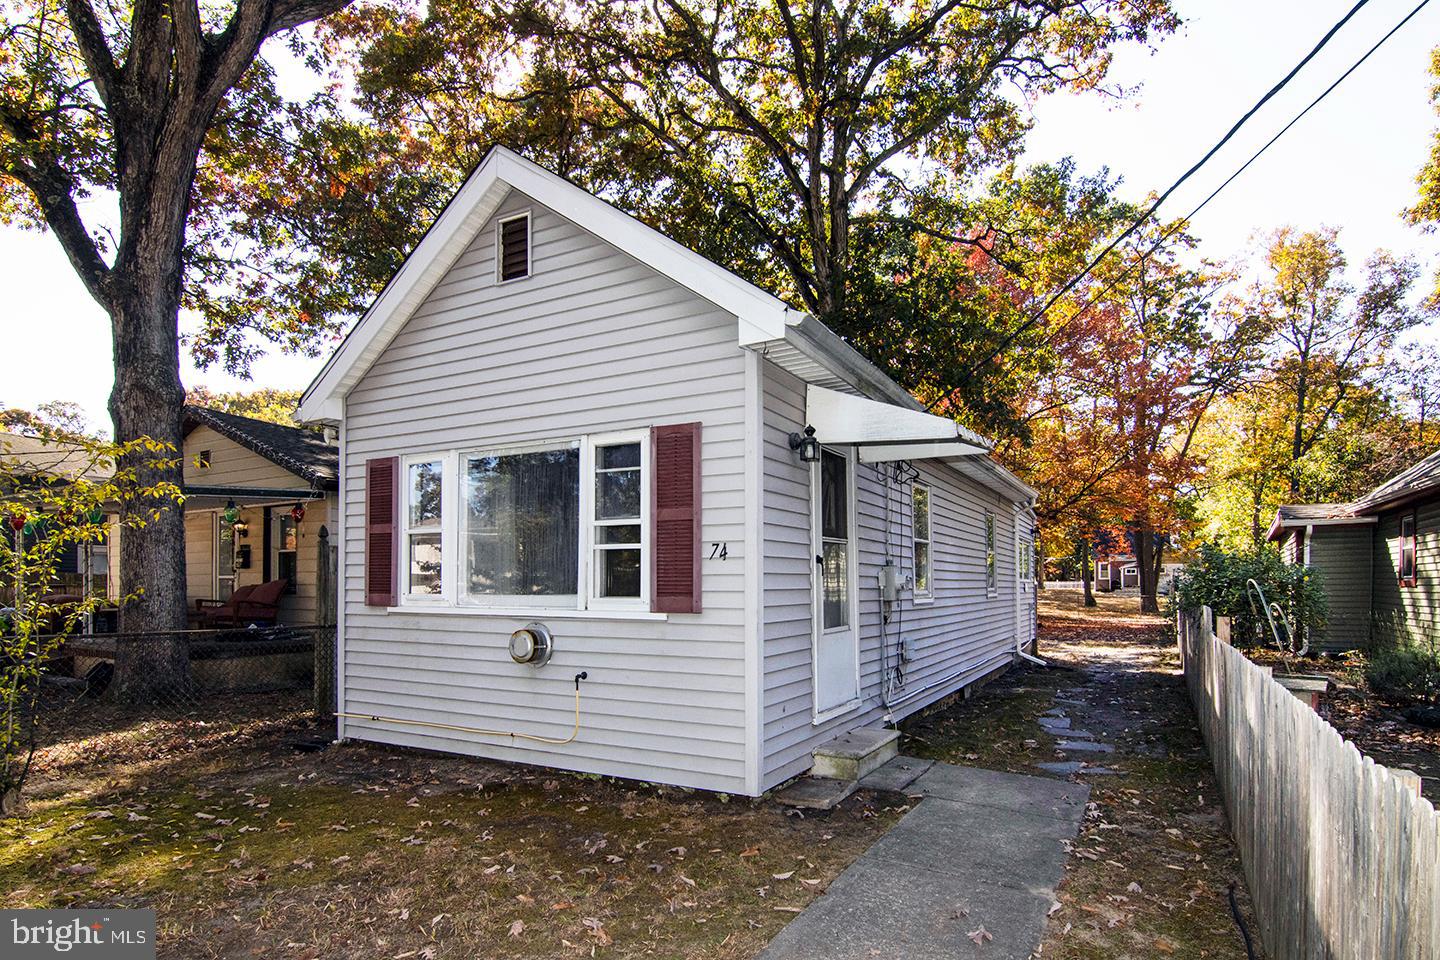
[816,555,823,565]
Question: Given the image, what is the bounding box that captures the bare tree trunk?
[1137,529,1160,614]
[1080,538,1096,607]
[109,277,190,699]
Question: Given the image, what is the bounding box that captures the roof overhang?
[181,485,329,510]
[297,147,796,424]
[1264,513,1376,542]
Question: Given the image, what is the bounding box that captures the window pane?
[821,450,847,540]
[408,461,443,528]
[599,443,641,470]
[915,542,930,594]
[598,524,641,544]
[279,516,297,551]
[598,548,642,598]
[408,532,442,594]
[822,541,848,628]
[912,487,929,541]
[465,447,579,597]
[596,469,641,520]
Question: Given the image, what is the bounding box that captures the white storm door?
[812,446,860,719]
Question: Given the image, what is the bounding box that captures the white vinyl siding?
[760,361,1028,789]
[341,191,750,793]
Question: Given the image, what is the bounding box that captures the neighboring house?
[295,146,1039,798]
[1094,554,1138,592]
[0,431,119,604]
[181,406,338,626]
[1267,447,1440,653]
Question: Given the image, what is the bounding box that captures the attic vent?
[498,213,530,282]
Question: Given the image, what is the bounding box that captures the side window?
[404,459,444,596]
[593,440,646,602]
[496,212,531,282]
[1399,513,1417,587]
[984,511,996,595]
[275,514,298,595]
[912,484,931,600]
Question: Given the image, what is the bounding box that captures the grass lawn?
[903,589,1265,960]
[5,590,1270,959]
[4,721,900,958]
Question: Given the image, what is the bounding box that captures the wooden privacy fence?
[1178,608,1440,960]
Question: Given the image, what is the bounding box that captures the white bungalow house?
[297,147,1039,797]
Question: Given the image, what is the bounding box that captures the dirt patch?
[903,600,1264,960]
[4,733,901,959]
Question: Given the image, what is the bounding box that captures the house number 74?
[709,543,729,560]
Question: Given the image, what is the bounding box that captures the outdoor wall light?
[788,425,821,463]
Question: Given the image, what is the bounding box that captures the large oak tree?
[0,0,365,690]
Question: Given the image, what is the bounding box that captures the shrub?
[1171,542,1327,650]
[1359,645,1440,704]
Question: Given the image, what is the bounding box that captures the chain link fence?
[23,624,335,783]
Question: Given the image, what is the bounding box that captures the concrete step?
[811,726,900,782]
[775,776,857,810]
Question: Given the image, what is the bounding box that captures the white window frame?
[400,452,451,604]
[587,430,651,611]
[911,483,932,604]
[455,437,581,609]
[401,432,650,613]
[984,510,998,597]
[495,211,533,284]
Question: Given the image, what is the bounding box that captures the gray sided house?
[297,147,1039,797]
[1267,447,1440,654]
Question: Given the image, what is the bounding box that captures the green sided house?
[1267,447,1440,653]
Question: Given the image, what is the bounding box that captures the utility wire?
[1024,0,1434,360]
[933,0,1379,403]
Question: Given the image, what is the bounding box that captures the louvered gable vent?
[651,422,702,613]
[498,213,530,281]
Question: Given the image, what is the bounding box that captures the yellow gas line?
[335,672,588,746]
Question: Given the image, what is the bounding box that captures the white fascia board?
[805,384,968,445]
[297,146,791,423]
[858,441,988,463]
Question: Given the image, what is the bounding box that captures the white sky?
[3,0,1440,430]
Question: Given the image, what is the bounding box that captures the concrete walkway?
[758,758,1088,960]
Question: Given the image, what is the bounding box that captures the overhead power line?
[939,0,1401,399]
[1024,0,1436,362]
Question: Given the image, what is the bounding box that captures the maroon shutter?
[365,457,399,606]
[651,422,702,613]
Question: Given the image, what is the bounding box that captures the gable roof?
[0,431,114,484]
[1352,446,1440,512]
[1264,446,1440,541]
[293,147,1028,502]
[183,407,338,490]
[297,146,801,423]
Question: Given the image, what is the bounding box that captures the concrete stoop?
[811,726,899,781]
[776,727,901,811]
